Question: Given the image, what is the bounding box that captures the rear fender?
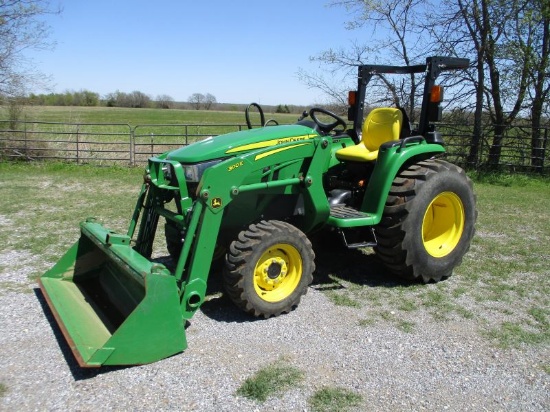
[361,138,445,222]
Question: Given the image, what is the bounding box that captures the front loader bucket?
[39,219,186,367]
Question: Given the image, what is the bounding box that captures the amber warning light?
[430,85,444,103]
[348,91,357,105]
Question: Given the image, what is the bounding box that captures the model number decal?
[276,136,309,145]
[228,161,244,172]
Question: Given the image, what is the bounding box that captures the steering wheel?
[309,107,347,135]
[245,103,265,129]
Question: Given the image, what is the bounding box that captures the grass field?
[0,162,548,352]
[0,105,301,126]
[0,106,307,165]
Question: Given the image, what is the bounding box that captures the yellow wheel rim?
[422,192,465,258]
[253,243,302,303]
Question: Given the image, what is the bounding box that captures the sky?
[27,1,365,106]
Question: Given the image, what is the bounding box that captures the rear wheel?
[224,220,315,318]
[375,159,476,282]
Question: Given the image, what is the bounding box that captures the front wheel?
[375,159,477,283]
[223,220,315,318]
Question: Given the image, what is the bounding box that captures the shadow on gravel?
[199,236,420,323]
[309,236,418,290]
[199,271,265,324]
[153,255,260,324]
[34,288,133,380]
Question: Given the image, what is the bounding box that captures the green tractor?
[39,56,476,367]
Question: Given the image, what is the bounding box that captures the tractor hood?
[166,124,319,163]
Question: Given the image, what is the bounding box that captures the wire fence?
[0,120,548,173]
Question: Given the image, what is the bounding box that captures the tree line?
[20,90,219,110]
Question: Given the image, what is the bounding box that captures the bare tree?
[427,0,489,167]
[155,94,175,109]
[0,0,60,97]
[188,93,205,110]
[129,90,151,108]
[204,93,217,110]
[300,0,432,121]
[516,0,550,170]
[309,0,549,170]
[104,90,151,108]
[433,0,542,168]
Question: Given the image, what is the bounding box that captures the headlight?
[182,159,223,182]
[162,163,173,181]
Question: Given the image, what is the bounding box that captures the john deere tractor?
[39,56,476,367]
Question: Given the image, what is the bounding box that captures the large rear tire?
[224,220,315,318]
[375,159,476,283]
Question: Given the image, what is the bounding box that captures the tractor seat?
[336,107,403,162]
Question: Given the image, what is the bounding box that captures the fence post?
[24,121,28,155]
[76,124,80,163]
[130,125,135,166]
[542,127,549,171]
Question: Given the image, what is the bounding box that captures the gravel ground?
[0,271,548,412]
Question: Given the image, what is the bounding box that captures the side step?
[337,227,377,249]
[328,205,377,249]
[327,204,377,227]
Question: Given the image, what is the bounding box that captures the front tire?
[224,220,315,318]
[375,159,476,282]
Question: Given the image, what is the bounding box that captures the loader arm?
[150,135,334,319]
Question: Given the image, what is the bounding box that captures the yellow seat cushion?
[336,108,403,162]
[335,142,379,162]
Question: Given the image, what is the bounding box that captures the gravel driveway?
[0,272,548,412]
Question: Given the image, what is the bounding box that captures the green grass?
[0,383,7,398]
[485,307,550,348]
[0,162,143,285]
[326,290,362,308]
[309,386,363,412]
[236,362,304,402]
